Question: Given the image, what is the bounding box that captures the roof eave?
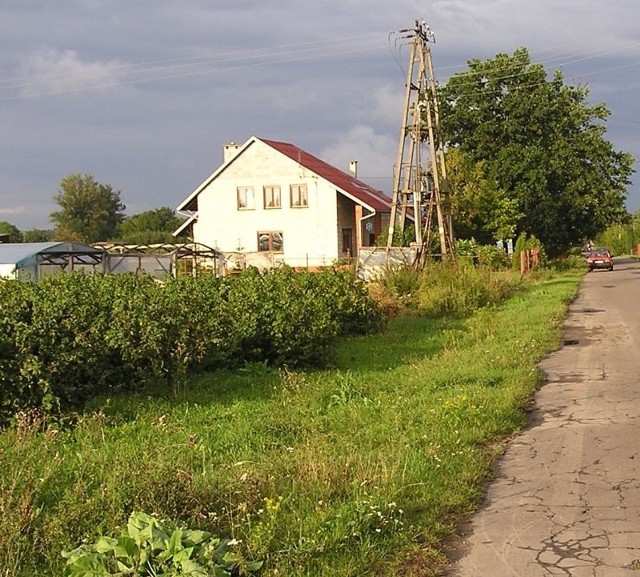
[173,215,197,237]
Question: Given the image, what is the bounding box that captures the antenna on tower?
[386,19,454,266]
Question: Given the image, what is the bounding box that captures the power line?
[2,32,640,102]
[0,35,386,101]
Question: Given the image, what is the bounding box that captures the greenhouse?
[0,242,107,281]
[96,242,225,278]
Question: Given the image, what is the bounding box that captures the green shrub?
[0,280,41,416]
[595,223,635,256]
[312,269,385,335]
[416,261,521,317]
[376,265,422,302]
[476,244,510,269]
[453,239,510,270]
[546,254,587,271]
[511,233,544,269]
[226,268,340,367]
[0,269,384,423]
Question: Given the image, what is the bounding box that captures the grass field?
[0,270,582,576]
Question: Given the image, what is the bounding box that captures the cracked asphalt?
[447,257,640,576]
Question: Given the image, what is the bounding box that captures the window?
[342,228,353,256]
[237,186,255,210]
[258,231,284,252]
[263,185,281,208]
[290,184,308,207]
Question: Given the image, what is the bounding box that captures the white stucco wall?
[192,140,342,267]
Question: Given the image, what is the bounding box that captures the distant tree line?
[1,173,187,245]
[0,221,54,243]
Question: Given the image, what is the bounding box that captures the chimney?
[224,142,241,163]
[349,160,358,178]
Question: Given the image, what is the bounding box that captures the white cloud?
[321,125,396,192]
[370,83,405,127]
[18,48,122,97]
[0,206,26,216]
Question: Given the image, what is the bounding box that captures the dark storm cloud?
[1,0,639,229]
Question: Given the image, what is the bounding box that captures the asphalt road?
[447,257,640,576]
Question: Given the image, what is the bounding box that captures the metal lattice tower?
[386,20,454,265]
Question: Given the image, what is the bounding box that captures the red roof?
[261,138,391,212]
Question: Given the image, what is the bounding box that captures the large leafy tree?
[0,221,22,242]
[440,48,634,255]
[116,207,187,244]
[446,148,522,244]
[50,174,126,242]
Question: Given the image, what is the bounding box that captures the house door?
[342,228,353,257]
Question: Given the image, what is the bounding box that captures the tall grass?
[374,260,523,317]
[0,272,581,577]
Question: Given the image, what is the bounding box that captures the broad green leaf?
[213,540,231,561]
[213,566,231,577]
[126,512,147,545]
[115,559,135,573]
[64,554,111,577]
[172,547,195,563]
[183,529,212,546]
[94,536,118,555]
[113,535,137,560]
[127,511,169,551]
[162,528,185,557]
[221,550,241,566]
[245,560,264,571]
[61,545,90,562]
[179,559,209,576]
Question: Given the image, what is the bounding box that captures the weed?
[62,510,262,576]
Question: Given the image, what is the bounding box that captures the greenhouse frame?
[0,242,107,281]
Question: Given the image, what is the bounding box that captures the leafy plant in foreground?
[62,511,263,577]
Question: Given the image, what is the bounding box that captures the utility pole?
[386,20,454,265]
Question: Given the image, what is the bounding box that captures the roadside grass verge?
[0,271,581,577]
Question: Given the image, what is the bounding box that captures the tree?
[116,207,187,244]
[446,149,522,244]
[22,229,54,243]
[0,221,22,242]
[440,48,635,255]
[50,174,126,242]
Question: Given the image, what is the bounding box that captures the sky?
[2,0,640,231]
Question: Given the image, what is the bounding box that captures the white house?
[174,137,392,268]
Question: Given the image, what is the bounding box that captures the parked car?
[586,247,613,272]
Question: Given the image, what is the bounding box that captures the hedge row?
[0,268,384,424]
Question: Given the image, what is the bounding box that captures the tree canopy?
[50,174,126,243]
[22,229,54,243]
[116,207,187,244]
[440,47,635,255]
[0,221,22,242]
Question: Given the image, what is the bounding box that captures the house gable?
[174,137,391,267]
[177,137,392,215]
[177,138,259,213]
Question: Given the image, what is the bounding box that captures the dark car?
[586,247,613,272]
